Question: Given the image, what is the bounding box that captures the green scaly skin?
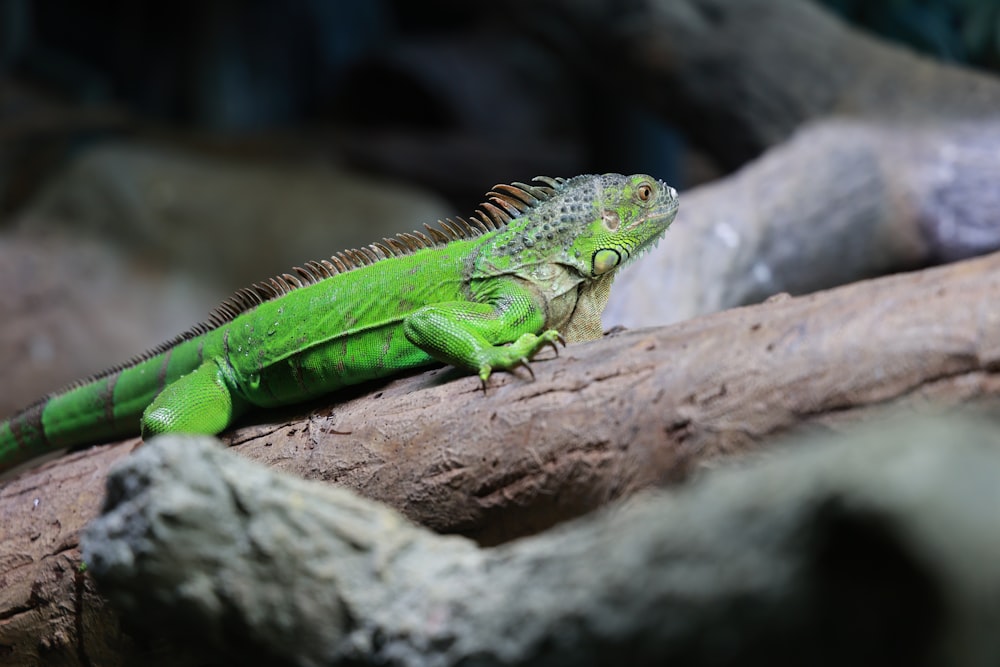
[0,173,679,473]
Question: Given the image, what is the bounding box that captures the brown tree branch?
[3,250,1000,664]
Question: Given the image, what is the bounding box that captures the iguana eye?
[636,182,654,202]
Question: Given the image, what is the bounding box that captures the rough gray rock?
[84,417,1000,666]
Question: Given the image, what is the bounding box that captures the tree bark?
[3,250,1000,665]
[82,419,1000,666]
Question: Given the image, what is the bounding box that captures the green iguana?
[0,173,678,473]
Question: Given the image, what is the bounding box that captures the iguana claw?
[515,356,534,380]
[478,365,492,393]
[537,330,565,357]
[545,335,565,356]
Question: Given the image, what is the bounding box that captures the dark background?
[3,0,997,214]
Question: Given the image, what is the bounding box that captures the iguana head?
[481,173,679,280]
[562,173,678,278]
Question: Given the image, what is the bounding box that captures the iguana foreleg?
[403,284,563,387]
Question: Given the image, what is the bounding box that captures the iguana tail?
[0,369,156,472]
[0,334,209,474]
